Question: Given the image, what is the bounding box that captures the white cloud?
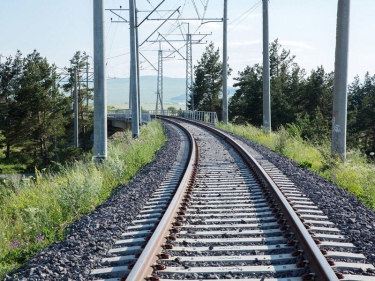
[228,23,252,30]
[279,40,313,50]
[230,57,262,63]
[229,40,262,47]
[226,40,313,51]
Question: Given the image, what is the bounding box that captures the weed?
[0,120,166,278]
[299,161,312,169]
[274,126,288,153]
[217,122,375,211]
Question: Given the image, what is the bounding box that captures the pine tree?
[229,39,303,128]
[189,42,231,117]
[63,51,93,151]
[0,51,23,159]
[229,65,263,125]
[269,39,300,128]
[347,72,375,152]
[15,50,68,167]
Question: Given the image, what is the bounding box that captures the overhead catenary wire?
[105,10,122,77]
[191,0,201,19]
[208,0,262,41]
[105,0,262,78]
[105,0,191,68]
[228,0,261,32]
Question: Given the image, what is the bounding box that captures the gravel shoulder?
[224,130,375,269]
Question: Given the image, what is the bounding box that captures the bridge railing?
[149,110,218,125]
[182,110,219,125]
[107,109,151,123]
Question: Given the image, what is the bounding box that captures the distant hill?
[106,76,236,106]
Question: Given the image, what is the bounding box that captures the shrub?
[0,120,166,278]
[217,122,375,210]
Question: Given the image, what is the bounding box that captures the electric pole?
[74,68,79,148]
[222,0,228,123]
[150,29,210,112]
[262,0,271,134]
[135,7,142,124]
[129,0,139,138]
[93,0,107,160]
[331,0,350,161]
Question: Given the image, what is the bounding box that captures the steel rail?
[162,116,339,281]
[125,119,198,281]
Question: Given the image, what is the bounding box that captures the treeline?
[190,40,375,154]
[229,39,334,142]
[229,39,375,153]
[0,50,93,171]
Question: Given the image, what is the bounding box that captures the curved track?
[90,118,375,281]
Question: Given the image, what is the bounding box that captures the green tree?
[0,51,23,159]
[167,106,177,115]
[229,39,303,128]
[15,50,69,167]
[63,51,93,151]
[301,66,333,120]
[347,72,375,152]
[269,39,302,128]
[229,65,263,125]
[189,42,231,118]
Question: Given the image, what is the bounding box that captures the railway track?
[90,118,375,281]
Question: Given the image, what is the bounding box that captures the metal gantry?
[155,49,164,114]
[105,2,220,124]
[149,28,211,111]
[186,33,193,111]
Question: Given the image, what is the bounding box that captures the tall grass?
[0,120,166,278]
[217,122,375,209]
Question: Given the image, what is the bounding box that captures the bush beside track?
[0,120,166,278]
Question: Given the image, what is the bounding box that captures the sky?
[1,0,375,87]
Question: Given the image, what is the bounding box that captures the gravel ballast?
[226,130,375,270]
[4,121,375,280]
[4,121,183,281]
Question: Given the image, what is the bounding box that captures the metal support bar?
[158,32,186,60]
[140,52,158,71]
[146,17,221,21]
[140,7,180,46]
[137,0,165,26]
[108,10,128,22]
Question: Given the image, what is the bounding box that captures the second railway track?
[91,117,375,281]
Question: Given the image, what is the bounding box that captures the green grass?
[0,133,30,174]
[0,150,29,175]
[0,120,166,279]
[217,122,375,210]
